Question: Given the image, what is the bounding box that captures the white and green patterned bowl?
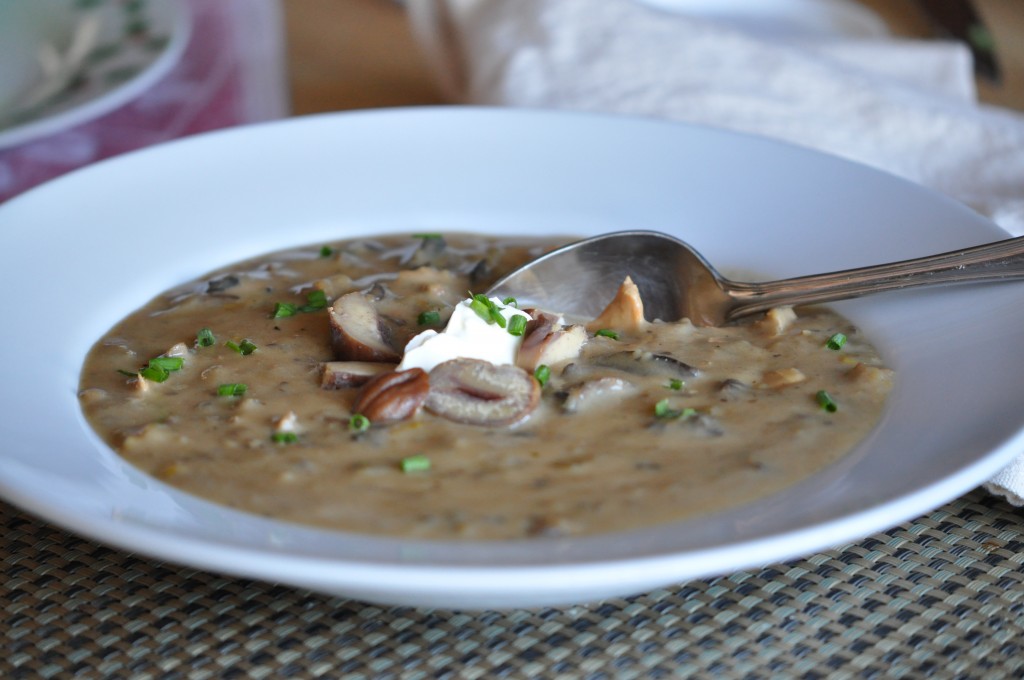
[0,0,190,149]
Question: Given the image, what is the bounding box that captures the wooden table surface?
[283,0,443,115]
[282,0,1024,116]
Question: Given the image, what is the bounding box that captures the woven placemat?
[5,489,1024,679]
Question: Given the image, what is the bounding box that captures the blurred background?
[1,0,1021,202]
[284,0,1023,114]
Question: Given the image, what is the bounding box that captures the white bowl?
[0,108,1020,609]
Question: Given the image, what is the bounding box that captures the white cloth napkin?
[407,0,1024,503]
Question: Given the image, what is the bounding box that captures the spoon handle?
[725,235,1024,320]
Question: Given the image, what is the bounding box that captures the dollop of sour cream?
[398,297,532,373]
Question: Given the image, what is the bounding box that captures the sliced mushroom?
[559,362,583,379]
[274,411,300,434]
[389,265,451,288]
[756,306,797,336]
[650,352,699,377]
[163,342,189,358]
[321,361,398,389]
[845,362,894,387]
[761,367,806,389]
[313,273,356,301]
[406,235,447,268]
[351,368,430,423]
[559,376,636,414]
[328,292,403,362]
[362,267,464,334]
[468,258,491,286]
[591,350,698,379]
[426,358,539,426]
[164,342,189,358]
[686,413,725,437]
[364,281,395,302]
[205,274,239,294]
[586,276,645,333]
[717,378,751,400]
[516,313,587,372]
[128,375,151,393]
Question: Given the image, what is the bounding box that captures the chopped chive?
[319,245,333,257]
[467,292,515,327]
[400,453,431,473]
[469,297,491,322]
[349,413,370,433]
[534,364,551,387]
[654,399,673,418]
[417,310,441,326]
[138,356,183,382]
[139,365,169,382]
[816,390,838,412]
[277,289,329,316]
[654,399,697,420]
[271,431,299,444]
[488,307,507,328]
[148,356,184,372]
[217,383,248,397]
[666,378,685,391]
[273,302,297,318]
[826,332,848,351]
[507,314,528,336]
[502,296,518,308]
[595,329,620,340]
[299,289,328,312]
[226,339,258,355]
[196,327,216,347]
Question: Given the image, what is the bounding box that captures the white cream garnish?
[398,297,532,373]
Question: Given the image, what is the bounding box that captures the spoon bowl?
[488,230,1024,326]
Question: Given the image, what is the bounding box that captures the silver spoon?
[487,230,1024,326]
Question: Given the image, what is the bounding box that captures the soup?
[78,233,893,539]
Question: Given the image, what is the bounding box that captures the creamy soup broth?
[78,234,893,540]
